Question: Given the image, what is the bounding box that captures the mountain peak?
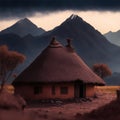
[23,18,29,21]
[70,14,78,20]
[68,14,83,21]
[16,18,33,25]
[1,18,45,37]
[19,18,29,21]
[55,14,94,35]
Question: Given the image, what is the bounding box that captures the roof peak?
[66,38,74,52]
[49,37,63,48]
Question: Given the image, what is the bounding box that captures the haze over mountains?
[0,14,120,84]
[104,30,120,46]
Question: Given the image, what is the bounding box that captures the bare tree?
[0,45,26,91]
[92,63,112,78]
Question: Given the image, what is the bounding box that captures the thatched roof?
[13,38,105,85]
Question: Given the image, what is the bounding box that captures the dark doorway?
[74,81,86,98]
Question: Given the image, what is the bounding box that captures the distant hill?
[105,72,120,85]
[0,18,45,37]
[104,30,120,46]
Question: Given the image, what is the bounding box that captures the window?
[34,86,42,95]
[60,87,68,94]
[51,86,55,95]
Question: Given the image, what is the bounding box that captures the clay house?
[12,38,105,101]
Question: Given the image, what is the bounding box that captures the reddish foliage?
[6,51,26,70]
[0,45,26,91]
[92,63,112,78]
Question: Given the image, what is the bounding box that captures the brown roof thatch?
[13,38,105,85]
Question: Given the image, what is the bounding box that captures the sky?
[0,0,120,34]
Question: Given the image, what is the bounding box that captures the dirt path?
[25,92,116,120]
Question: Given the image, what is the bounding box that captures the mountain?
[35,14,120,72]
[1,14,120,85]
[0,18,45,37]
[104,30,120,46]
[105,72,120,85]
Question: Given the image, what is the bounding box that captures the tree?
[0,45,26,91]
[92,63,112,78]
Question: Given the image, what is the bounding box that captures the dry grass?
[95,86,120,93]
[0,84,15,94]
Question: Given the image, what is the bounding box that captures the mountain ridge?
[35,14,120,72]
[1,14,120,85]
[104,30,120,46]
[0,18,45,37]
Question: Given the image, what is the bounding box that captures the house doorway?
[74,81,86,98]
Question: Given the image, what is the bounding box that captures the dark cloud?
[0,0,120,19]
[0,0,120,9]
[0,8,36,20]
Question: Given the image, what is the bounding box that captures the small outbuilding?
[13,38,105,100]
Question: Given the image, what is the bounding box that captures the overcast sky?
[0,0,120,10]
[0,0,120,34]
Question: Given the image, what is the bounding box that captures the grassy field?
[3,84,120,94]
[96,86,120,93]
[2,84,120,95]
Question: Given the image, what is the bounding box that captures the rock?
[55,100,63,105]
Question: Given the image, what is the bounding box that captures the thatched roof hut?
[13,38,105,100]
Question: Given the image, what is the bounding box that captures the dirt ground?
[24,90,117,120]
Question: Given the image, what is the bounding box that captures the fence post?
[116,89,120,100]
